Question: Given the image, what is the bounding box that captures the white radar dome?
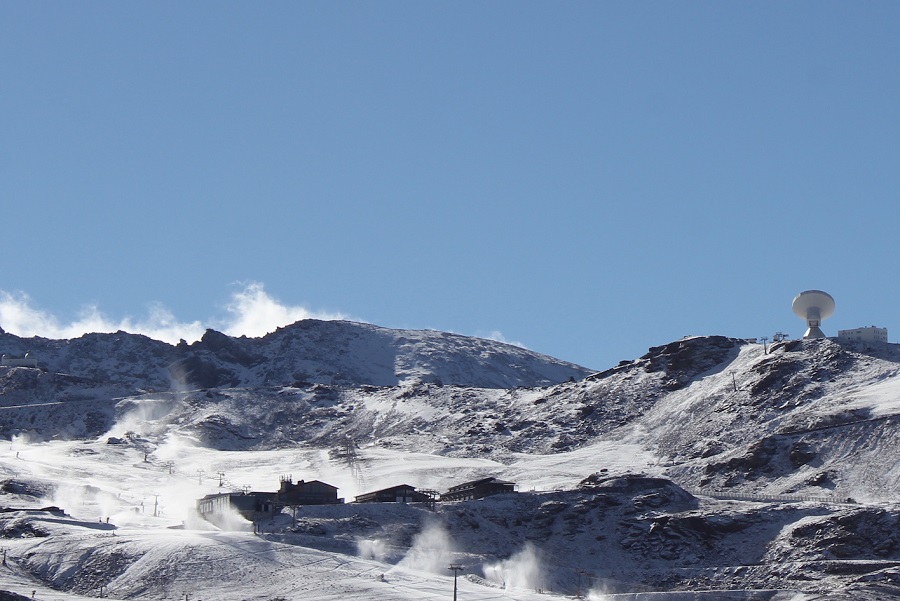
[791,290,835,339]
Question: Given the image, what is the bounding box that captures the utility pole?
[284,505,299,529]
[761,336,769,355]
[576,569,592,598]
[448,564,463,601]
[217,471,226,487]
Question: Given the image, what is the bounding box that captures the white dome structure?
[792,290,835,339]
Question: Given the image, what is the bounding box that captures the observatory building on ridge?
[792,291,889,343]
[0,353,39,368]
[792,290,835,339]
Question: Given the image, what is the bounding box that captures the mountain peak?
[0,320,593,390]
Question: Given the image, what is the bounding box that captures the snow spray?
[356,538,388,562]
[196,504,252,532]
[108,394,180,439]
[397,520,457,574]
[482,542,545,591]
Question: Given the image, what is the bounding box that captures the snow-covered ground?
[3,332,900,599]
[0,433,659,600]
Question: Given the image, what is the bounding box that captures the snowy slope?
[0,320,592,391]
[626,337,900,502]
[3,330,900,598]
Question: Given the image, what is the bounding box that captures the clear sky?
[2,2,900,370]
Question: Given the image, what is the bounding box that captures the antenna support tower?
[791,290,835,339]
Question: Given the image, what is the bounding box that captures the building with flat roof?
[837,326,888,344]
[197,491,278,522]
[1,353,38,368]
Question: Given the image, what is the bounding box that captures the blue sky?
[2,2,900,370]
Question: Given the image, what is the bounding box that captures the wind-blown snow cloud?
[0,290,206,343]
[0,283,346,344]
[0,283,517,348]
[221,282,345,338]
[482,330,528,349]
[483,542,545,591]
[396,520,457,574]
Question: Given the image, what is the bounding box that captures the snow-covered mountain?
[0,319,592,391]
[2,326,900,599]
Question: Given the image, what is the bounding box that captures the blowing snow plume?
[108,396,181,440]
[187,502,252,532]
[483,542,545,592]
[0,282,346,344]
[396,520,457,574]
[356,538,388,562]
[0,290,205,343]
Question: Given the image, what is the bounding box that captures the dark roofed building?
[354,484,433,504]
[197,491,277,522]
[197,477,342,527]
[441,477,516,502]
[276,477,342,505]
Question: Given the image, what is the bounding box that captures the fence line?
[685,489,843,504]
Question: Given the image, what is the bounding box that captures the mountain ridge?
[0,319,594,390]
[3,327,900,598]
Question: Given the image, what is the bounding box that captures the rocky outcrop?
[0,320,593,391]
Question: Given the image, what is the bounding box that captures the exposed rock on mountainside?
[0,319,592,390]
[3,326,900,598]
[5,332,900,503]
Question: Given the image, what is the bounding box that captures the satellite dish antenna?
[791,290,835,339]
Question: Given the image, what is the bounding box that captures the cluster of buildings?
[196,476,345,518]
[744,326,890,346]
[0,353,39,368]
[197,476,516,524]
[790,290,890,343]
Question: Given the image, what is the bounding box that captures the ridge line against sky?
[0,283,527,356]
[3,4,900,371]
